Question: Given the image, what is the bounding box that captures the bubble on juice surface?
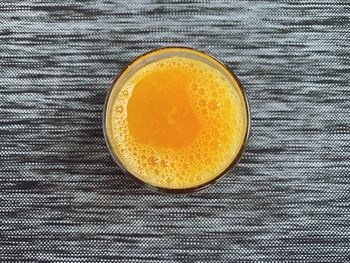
[199,99,207,107]
[209,100,221,111]
[116,105,123,113]
[122,90,129,98]
[160,159,169,167]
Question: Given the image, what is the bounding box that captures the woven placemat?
[1,0,349,262]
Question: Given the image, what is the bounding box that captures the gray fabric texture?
[1,0,350,262]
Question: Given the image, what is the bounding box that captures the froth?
[110,55,246,189]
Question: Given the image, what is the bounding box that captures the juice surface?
[110,53,247,189]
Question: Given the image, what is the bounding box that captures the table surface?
[1,0,350,262]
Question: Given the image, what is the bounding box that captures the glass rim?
[102,46,251,195]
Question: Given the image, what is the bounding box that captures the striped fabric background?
[1,0,349,262]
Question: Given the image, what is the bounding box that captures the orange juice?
[104,48,249,191]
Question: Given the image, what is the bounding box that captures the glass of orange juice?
[103,47,251,194]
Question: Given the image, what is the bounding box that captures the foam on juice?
[110,55,247,189]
